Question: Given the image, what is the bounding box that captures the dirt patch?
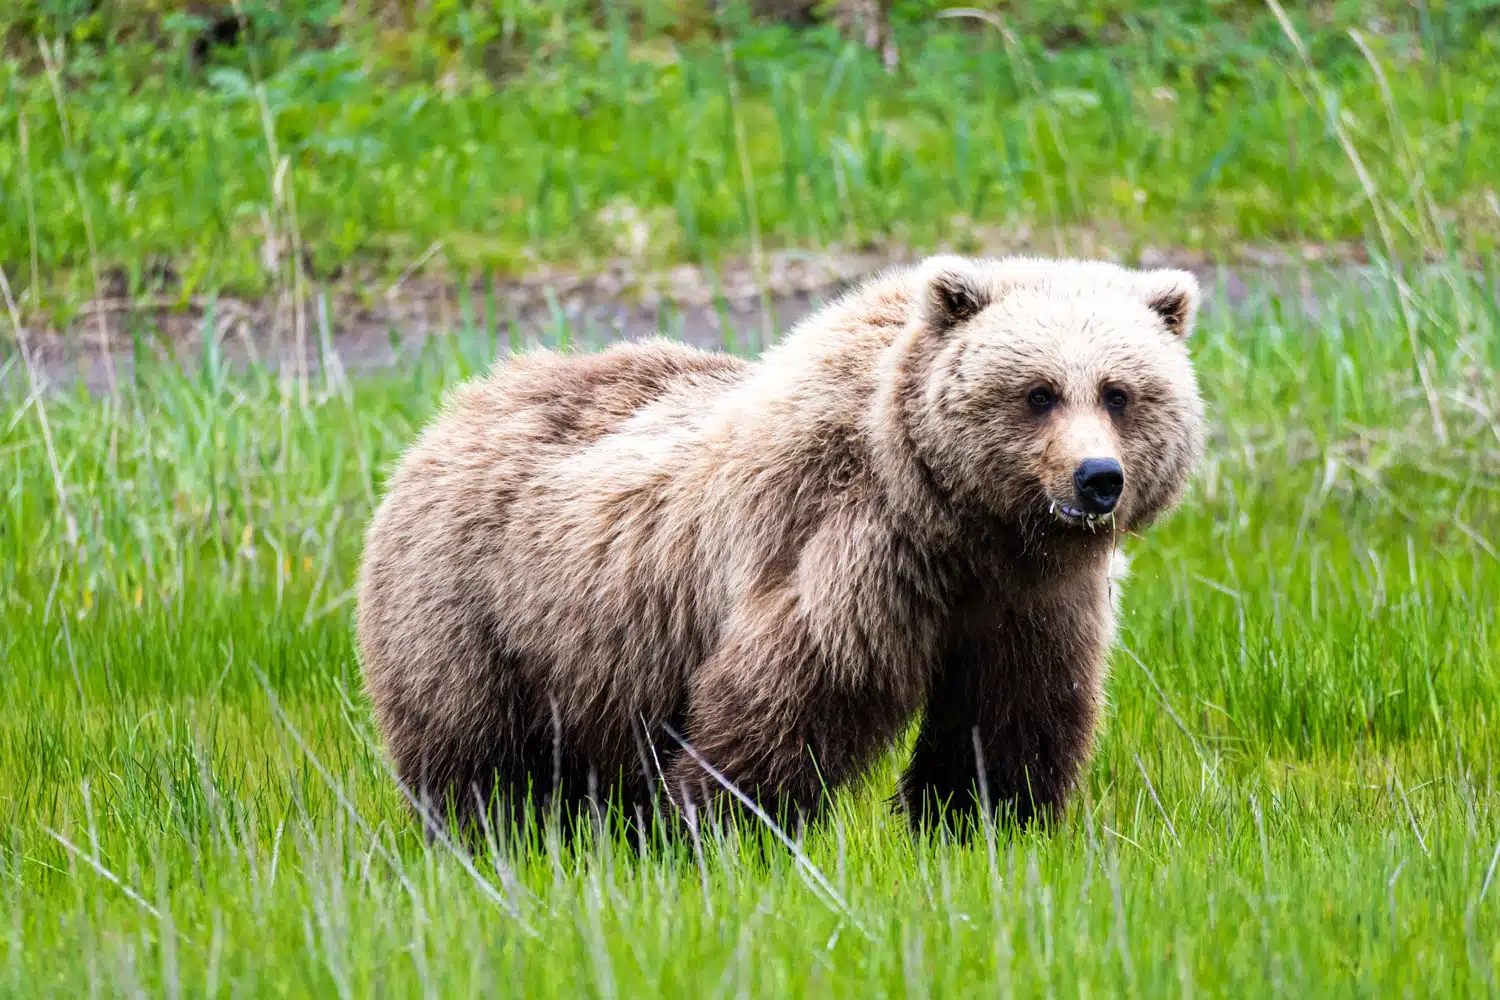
[4,233,1369,395]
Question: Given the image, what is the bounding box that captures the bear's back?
[476,338,750,449]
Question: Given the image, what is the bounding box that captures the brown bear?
[355,254,1205,838]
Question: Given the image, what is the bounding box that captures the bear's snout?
[1073,458,1124,514]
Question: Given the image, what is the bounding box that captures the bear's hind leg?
[373,651,539,845]
[491,713,674,850]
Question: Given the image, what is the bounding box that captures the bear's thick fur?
[356,255,1205,836]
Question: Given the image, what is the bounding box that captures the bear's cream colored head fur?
[899,254,1205,541]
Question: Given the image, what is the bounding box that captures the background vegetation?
[2,0,1499,318]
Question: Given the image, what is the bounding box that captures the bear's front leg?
[661,505,937,836]
[661,590,920,836]
[899,623,1103,836]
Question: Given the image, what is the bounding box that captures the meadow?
[4,2,1500,997]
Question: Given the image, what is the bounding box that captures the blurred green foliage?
[7,1,1498,76]
[1,0,1499,315]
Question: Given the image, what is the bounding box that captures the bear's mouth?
[1049,500,1116,532]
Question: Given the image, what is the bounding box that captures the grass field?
[4,2,1500,997]
[3,257,1499,995]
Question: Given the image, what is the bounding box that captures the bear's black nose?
[1074,458,1124,514]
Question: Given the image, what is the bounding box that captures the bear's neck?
[863,323,969,545]
[933,508,1119,594]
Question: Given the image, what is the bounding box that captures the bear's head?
[896,254,1205,545]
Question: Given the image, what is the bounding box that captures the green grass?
[3,253,1499,995]
[3,0,1500,318]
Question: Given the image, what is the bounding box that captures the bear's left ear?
[915,255,991,334]
[1134,268,1201,339]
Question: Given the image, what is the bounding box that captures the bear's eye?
[1104,388,1129,412]
[1027,387,1055,411]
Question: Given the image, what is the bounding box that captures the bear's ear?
[915,255,991,333]
[1134,268,1201,339]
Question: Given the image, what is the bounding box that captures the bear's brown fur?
[356,254,1205,837]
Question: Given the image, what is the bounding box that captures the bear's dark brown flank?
[355,257,1204,842]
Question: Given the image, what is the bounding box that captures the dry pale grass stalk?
[0,265,79,550]
[37,39,119,403]
[1265,0,1448,447]
[937,8,1080,253]
[18,113,41,317]
[716,3,774,349]
[229,0,311,406]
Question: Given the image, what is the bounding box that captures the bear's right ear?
[915,255,990,333]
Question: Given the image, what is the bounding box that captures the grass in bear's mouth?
[1049,501,1113,530]
[1048,499,1126,536]
[2,255,1497,996]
